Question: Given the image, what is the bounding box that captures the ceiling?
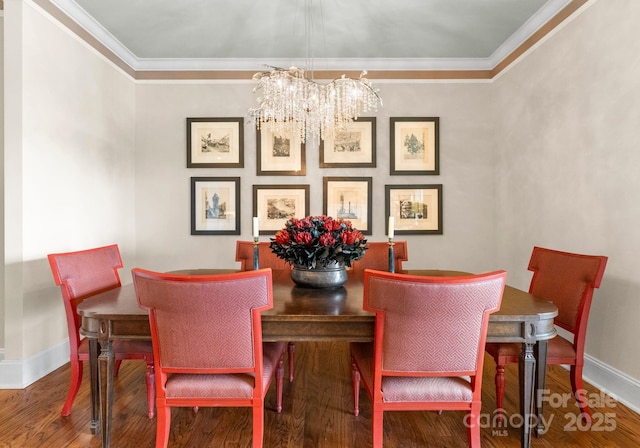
[44,0,584,77]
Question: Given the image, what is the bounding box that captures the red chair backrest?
[352,241,408,272]
[364,270,506,377]
[133,268,273,375]
[528,246,607,340]
[48,244,123,349]
[235,240,290,271]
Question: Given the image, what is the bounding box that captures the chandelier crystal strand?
[250,67,382,143]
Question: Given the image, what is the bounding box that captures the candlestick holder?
[388,238,395,273]
[253,237,260,270]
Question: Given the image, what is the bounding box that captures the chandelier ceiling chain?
[249,0,382,143]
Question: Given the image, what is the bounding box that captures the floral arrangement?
[270,215,368,269]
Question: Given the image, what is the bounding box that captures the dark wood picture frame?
[187,117,244,168]
[385,184,443,235]
[257,128,306,175]
[323,177,373,235]
[190,177,241,235]
[390,117,439,175]
[319,117,376,168]
[252,184,310,235]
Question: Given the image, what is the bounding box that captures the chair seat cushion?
[166,372,255,398]
[486,335,576,363]
[165,341,285,399]
[351,342,472,403]
[382,376,472,402]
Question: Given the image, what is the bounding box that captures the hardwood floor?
[1,341,639,447]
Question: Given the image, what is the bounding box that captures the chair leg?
[495,364,506,423]
[351,358,361,416]
[252,404,265,448]
[155,402,171,448]
[372,407,384,448]
[276,355,284,413]
[61,358,83,417]
[146,361,155,419]
[570,365,592,422]
[288,342,295,382]
[114,359,123,376]
[467,410,481,448]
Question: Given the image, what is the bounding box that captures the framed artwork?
[253,185,310,234]
[319,117,376,168]
[190,177,240,235]
[257,128,306,175]
[385,184,443,235]
[186,117,244,168]
[390,117,439,175]
[323,177,372,235]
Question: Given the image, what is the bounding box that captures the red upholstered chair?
[350,269,506,448]
[235,240,290,271]
[236,240,295,382]
[351,241,408,272]
[486,246,607,422]
[132,268,286,448]
[47,244,155,418]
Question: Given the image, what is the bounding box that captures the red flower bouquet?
[270,215,368,269]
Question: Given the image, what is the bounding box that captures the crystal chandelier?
[250,67,381,142]
[249,1,382,143]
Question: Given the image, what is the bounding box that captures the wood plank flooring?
[1,341,639,447]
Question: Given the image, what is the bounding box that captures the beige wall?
[1,14,5,354]
[2,0,136,386]
[495,0,640,383]
[133,81,498,274]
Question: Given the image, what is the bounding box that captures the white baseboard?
[0,340,69,389]
[583,354,640,414]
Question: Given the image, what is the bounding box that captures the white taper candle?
[253,217,259,238]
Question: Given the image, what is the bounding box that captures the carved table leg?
[519,341,536,448]
[88,338,100,434]
[98,321,115,448]
[534,340,549,436]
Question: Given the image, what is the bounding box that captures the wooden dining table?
[77,268,558,448]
